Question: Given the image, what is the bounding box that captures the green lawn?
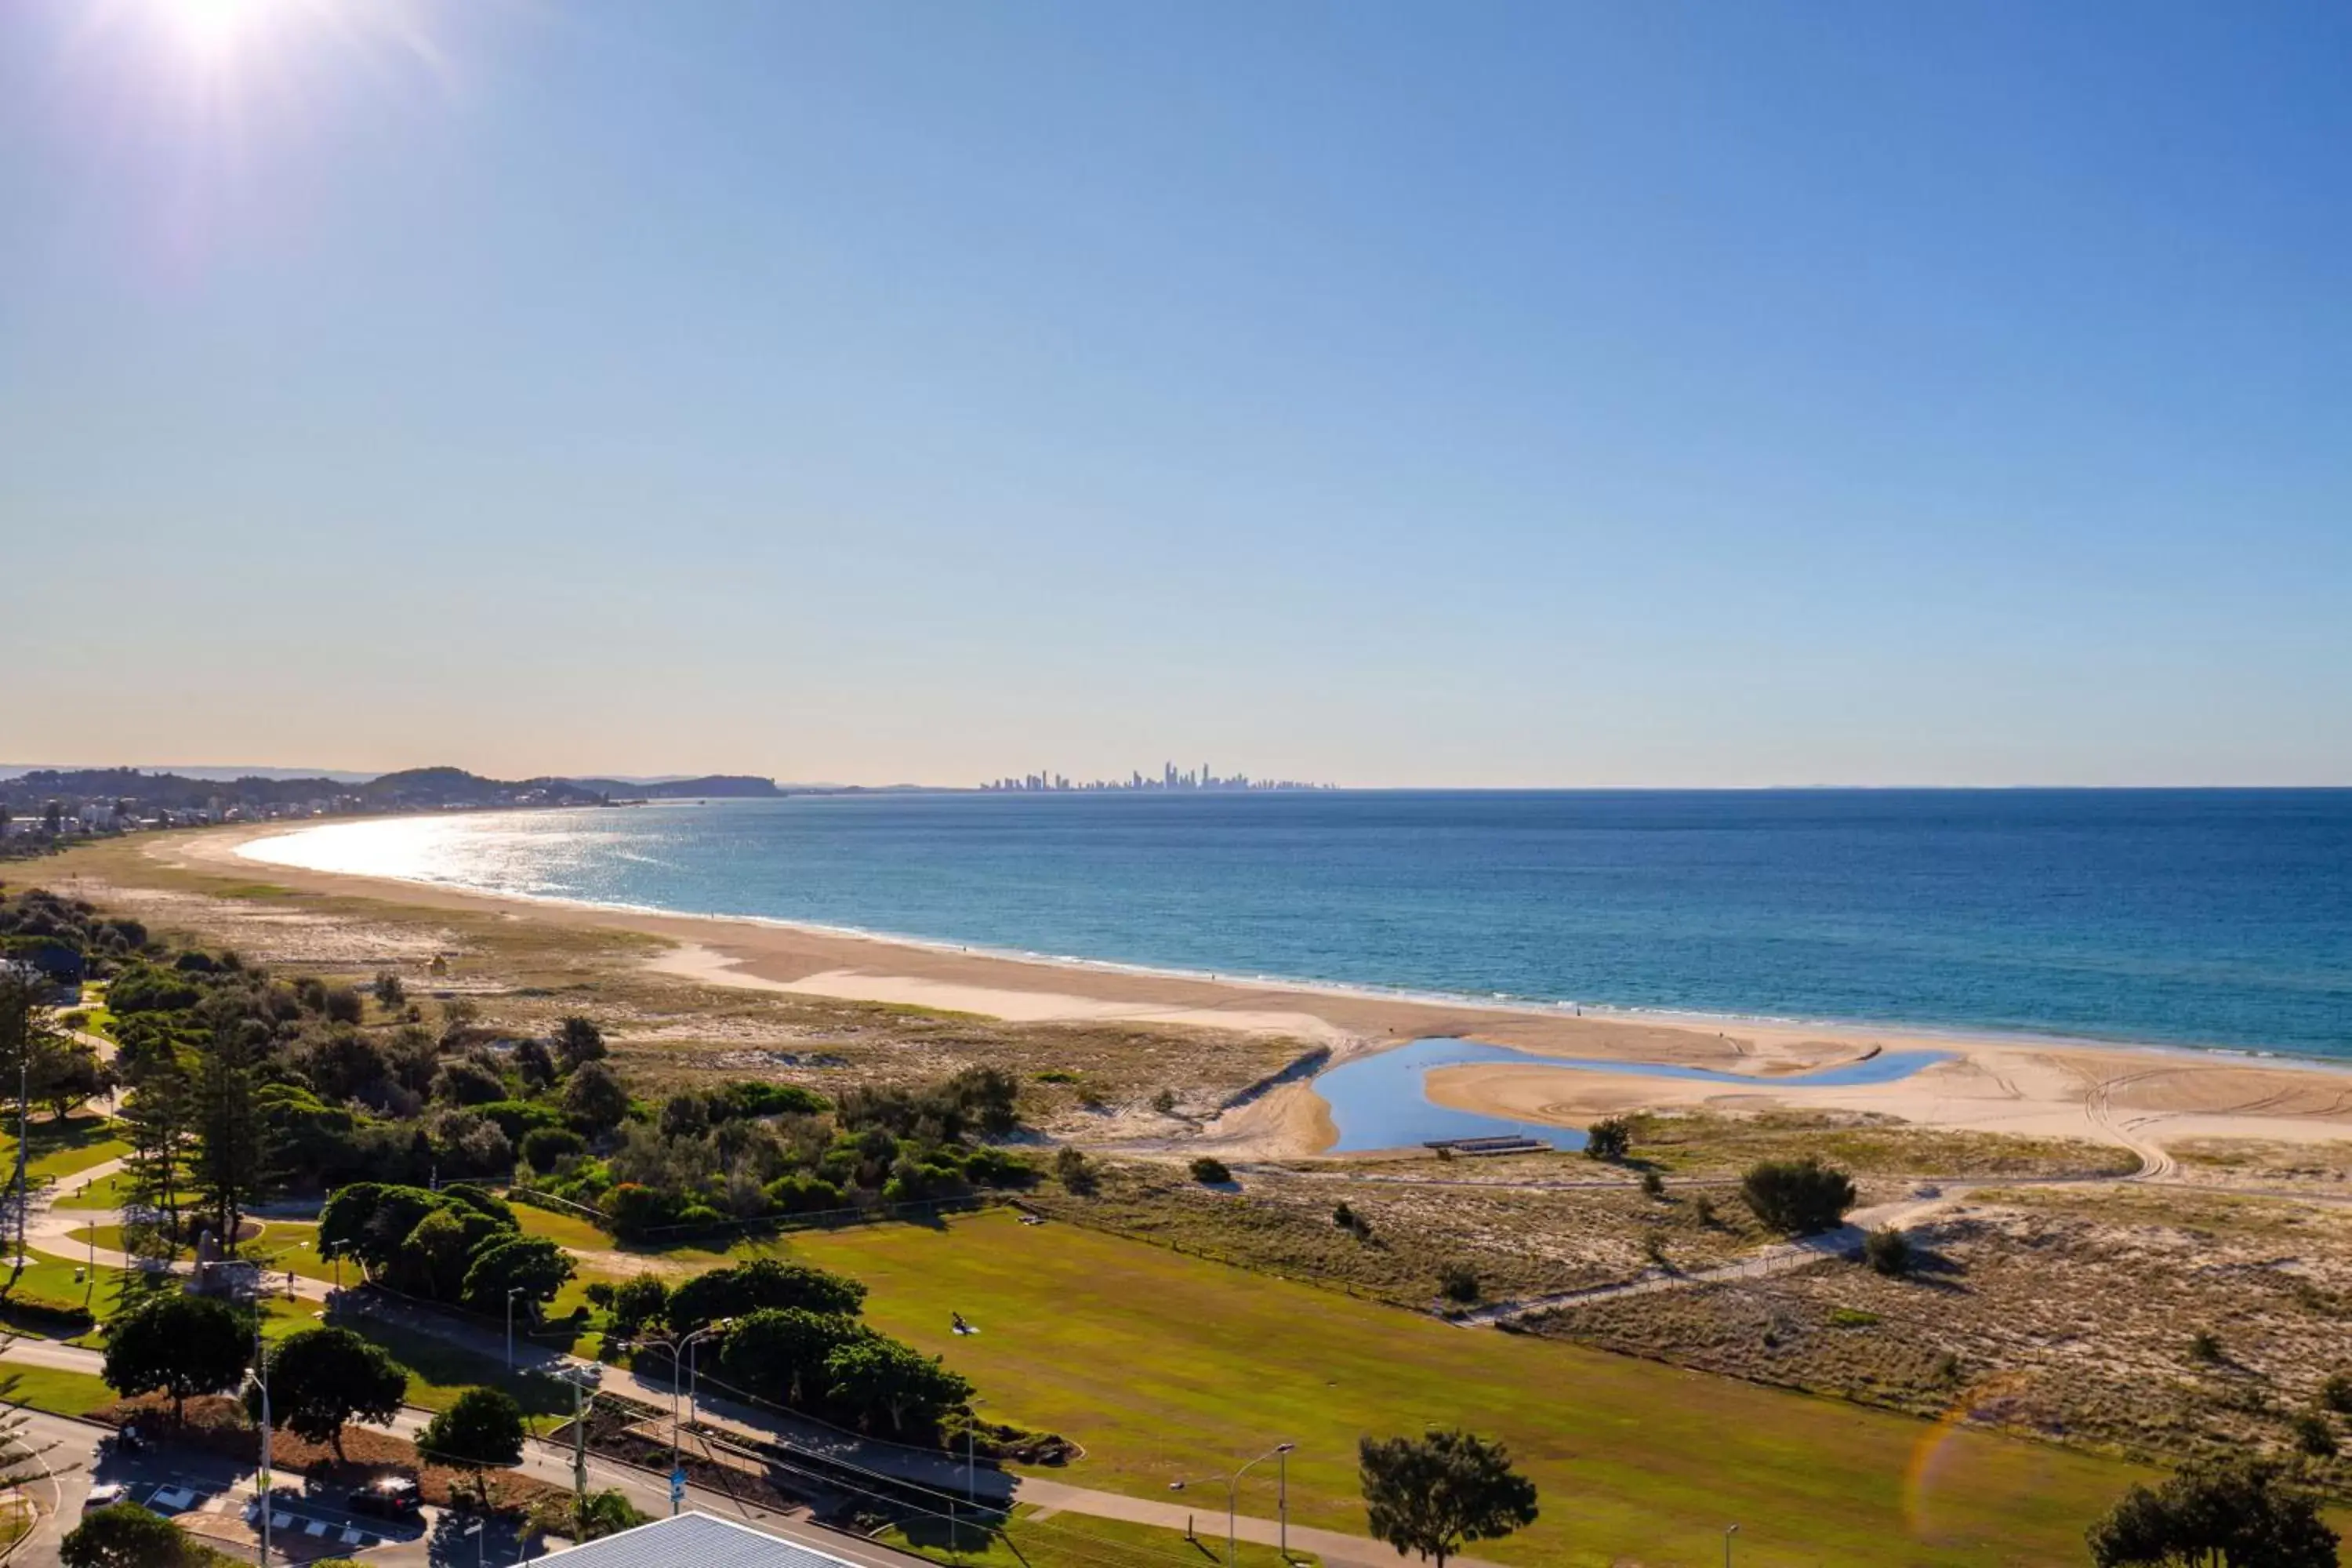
[884,1504,1319,1568]
[338,1315,575,1425]
[789,1210,2147,1568]
[55,1168,137,1210]
[0,1115,128,1187]
[0,1363,118,1419]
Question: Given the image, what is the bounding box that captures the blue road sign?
[670,1468,688,1504]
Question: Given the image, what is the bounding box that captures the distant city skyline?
[2,2,2346,786]
[981,762,1332,793]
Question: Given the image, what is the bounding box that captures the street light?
[1726,1523,1739,1567]
[462,1516,485,1568]
[648,1320,732,1515]
[249,1318,270,1568]
[506,1286,529,1370]
[1169,1443,1297,1568]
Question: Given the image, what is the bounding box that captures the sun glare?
[165,0,281,64]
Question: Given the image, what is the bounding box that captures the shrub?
[1151,1088,1179,1116]
[1828,1307,1882,1328]
[2293,1411,2339,1457]
[1639,1170,1665,1200]
[1740,1156,1857,1236]
[1584,1117,1633,1161]
[519,1127,586,1171]
[1862,1226,1911,1277]
[1189,1156,1231,1185]
[0,1290,96,1334]
[2190,1330,2223,1363]
[1052,1147,1098,1196]
[1437,1264,1480,1304]
[1692,1194,1718,1227]
[321,985,365,1025]
[2322,1371,2352,1414]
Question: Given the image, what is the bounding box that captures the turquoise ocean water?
[245,790,2351,1059]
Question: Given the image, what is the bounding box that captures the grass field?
[0,1115,128,1189]
[55,1169,137,1211]
[0,1362,118,1419]
[883,1504,1320,1568]
[789,1210,2147,1568]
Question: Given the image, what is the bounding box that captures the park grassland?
[884,1504,1319,1568]
[792,1210,2144,1568]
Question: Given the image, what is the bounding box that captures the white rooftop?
[533,1512,868,1568]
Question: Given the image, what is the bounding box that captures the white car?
[85,1483,133,1510]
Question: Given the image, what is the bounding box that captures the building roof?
[533,1512,866,1568]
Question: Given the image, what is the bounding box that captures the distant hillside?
[569,775,781,799]
[0,766,611,814]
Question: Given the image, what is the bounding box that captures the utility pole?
[13,1053,28,1265]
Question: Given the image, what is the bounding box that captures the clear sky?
[4,2,2347,786]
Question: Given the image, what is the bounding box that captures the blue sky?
[3,1,2347,786]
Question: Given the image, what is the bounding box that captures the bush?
[1052,1147,1097,1196]
[0,1290,96,1334]
[2190,1330,2223,1363]
[1189,1156,1231,1185]
[1437,1264,1480,1304]
[1639,1170,1665,1199]
[1584,1117,1633,1161]
[519,1127,586,1170]
[2322,1371,2352,1414]
[1862,1226,1911,1277]
[2294,1411,2339,1457]
[1740,1156,1857,1236]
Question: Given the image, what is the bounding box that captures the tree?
[607,1275,670,1338]
[1189,1156,1231,1184]
[2087,1455,2338,1567]
[419,1387,526,1508]
[60,1501,203,1567]
[719,1308,866,1408]
[370,971,405,1010]
[666,1257,867,1333]
[460,1234,575,1316]
[118,1065,194,1257]
[1358,1428,1539,1568]
[1740,1156,1857,1236]
[822,1334,971,1435]
[190,1014,272,1250]
[554,1017,606,1071]
[1584,1117,1633,1161]
[101,1293,250,1423]
[562,1060,629,1133]
[252,1327,405,1460]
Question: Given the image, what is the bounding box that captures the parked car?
[85,1483,134,1510]
[344,1478,422,1518]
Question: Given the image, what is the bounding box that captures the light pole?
[1725,1523,1739,1567]
[251,1318,270,1567]
[655,1321,731,1515]
[506,1287,524,1370]
[1169,1443,1296,1568]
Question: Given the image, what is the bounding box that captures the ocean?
[243,789,2352,1059]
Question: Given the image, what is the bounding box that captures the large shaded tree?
[666,1257,866,1334]
[2087,1456,2338,1568]
[1358,1428,1539,1568]
[822,1335,971,1436]
[419,1387,525,1508]
[102,1293,249,1423]
[250,1327,406,1461]
[717,1308,865,1409]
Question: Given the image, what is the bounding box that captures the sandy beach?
[105,823,2352,1161]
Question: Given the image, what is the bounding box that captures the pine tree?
[190,1017,270,1254]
